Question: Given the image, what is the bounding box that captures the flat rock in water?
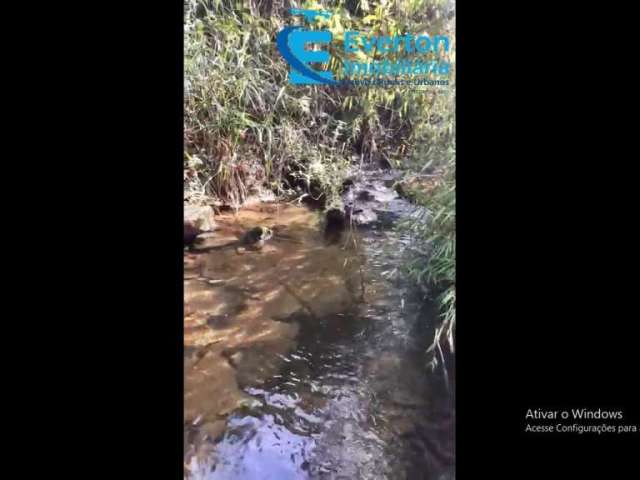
[191,231,236,251]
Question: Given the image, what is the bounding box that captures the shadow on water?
[186,175,454,480]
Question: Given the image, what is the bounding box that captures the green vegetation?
[399,159,455,355]
[184,0,455,350]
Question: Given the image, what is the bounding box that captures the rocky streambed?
[184,172,454,480]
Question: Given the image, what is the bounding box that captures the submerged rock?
[325,207,346,230]
[184,202,363,468]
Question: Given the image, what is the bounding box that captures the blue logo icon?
[276,9,337,85]
[276,9,452,88]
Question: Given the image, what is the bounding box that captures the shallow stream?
[184,172,455,480]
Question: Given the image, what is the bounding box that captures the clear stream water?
[188,175,455,480]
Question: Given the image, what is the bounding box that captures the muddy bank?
[184,203,363,467]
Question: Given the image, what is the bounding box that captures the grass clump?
[401,159,455,355]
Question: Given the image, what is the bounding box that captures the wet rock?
[191,232,236,251]
[184,352,250,422]
[194,231,215,241]
[325,207,346,230]
[324,207,346,244]
[357,190,375,201]
[347,205,378,225]
[340,178,355,193]
[223,341,300,388]
[184,223,200,246]
[324,201,378,229]
[198,420,227,442]
[184,205,217,244]
[394,180,414,200]
[339,170,408,228]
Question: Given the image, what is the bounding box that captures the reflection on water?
[185,177,454,480]
[211,415,314,479]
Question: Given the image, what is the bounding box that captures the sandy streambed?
[184,203,361,468]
